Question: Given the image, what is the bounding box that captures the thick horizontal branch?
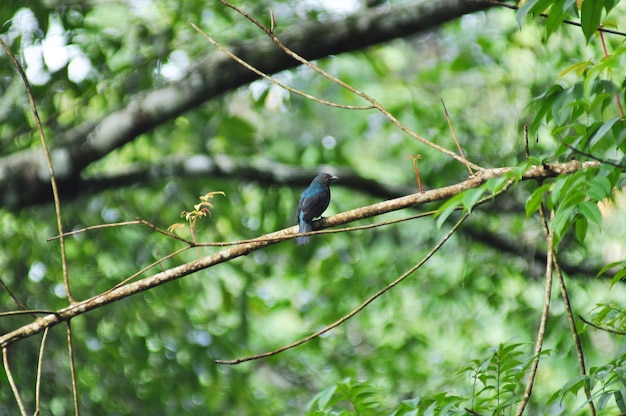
[75,154,611,278]
[0,0,490,209]
[79,154,415,199]
[0,159,596,348]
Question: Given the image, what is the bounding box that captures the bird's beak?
[330,175,339,182]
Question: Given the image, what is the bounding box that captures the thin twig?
[210,1,483,171]
[441,99,473,175]
[3,347,28,416]
[579,315,626,336]
[135,218,196,244]
[47,186,499,253]
[474,0,626,37]
[48,218,196,245]
[0,39,72,302]
[524,125,530,159]
[598,29,624,118]
[553,259,595,415]
[407,154,424,192]
[47,220,143,241]
[215,211,470,364]
[0,310,58,317]
[189,23,373,111]
[559,137,626,169]
[0,160,598,350]
[67,322,80,416]
[516,206,554,416]
[35,327,50,416]
[0,277,32,315]
[108,246,190,291]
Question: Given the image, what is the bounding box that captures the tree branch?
[66,154,611,280]
[0,0,490,209]
[0,160,596,348]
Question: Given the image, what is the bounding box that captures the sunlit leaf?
[558,60,592,78]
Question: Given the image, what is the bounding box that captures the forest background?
[1,0,626,415]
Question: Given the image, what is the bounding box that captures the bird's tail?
[295,221,311,245]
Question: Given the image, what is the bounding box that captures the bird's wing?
[298,188,330,223]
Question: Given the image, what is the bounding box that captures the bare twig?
[599,29,624,117]
[407,154,425,192]
[0,160,598,349]
[216,211,470,364]
[35,328,50,416]
[579,315,626,336]
[0,310,58,318]
[516,206,554,416]
[0,278,32,315]
[67,322,80,416]
[190,23,374,111]
[0,39,72,302]
[108,246,190,291]
[441,99,473,175]
[524,125,530,159]
[48,219,195,246]
[553,260,595,414]
[209,0,483,171]
[474,0,626,37]
[3,347,28,416]
[215,183,515,365]
[558,137,626,169]
[47,220,144,241]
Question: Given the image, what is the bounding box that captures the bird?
[295,172,339,245]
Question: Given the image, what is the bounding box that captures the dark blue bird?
[295,172,338,245]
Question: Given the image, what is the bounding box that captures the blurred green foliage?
[1,0,626,415]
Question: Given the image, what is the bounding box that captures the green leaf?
[463,188,485,213]
[307,385,337,411]
[551,205,575,244]
[615,390,626,413]
[516,0,554,26]
[434,193,464,228]
[530,84,564,135]
[577,200,602,226]
[558,60,592,78]
[575,214,587,242]
[581,0,603,42]
[550,173,585,208]
[596,260,626,278]
[486,176,512,194]
[526,183,552,217]
[545,0,567,38]
[604,0,618,14]
[559,189,585,211]
[587,175,612,201]
[589,117,621,149]
[610,268,626,288]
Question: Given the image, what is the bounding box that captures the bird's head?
[313,172,339,186]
